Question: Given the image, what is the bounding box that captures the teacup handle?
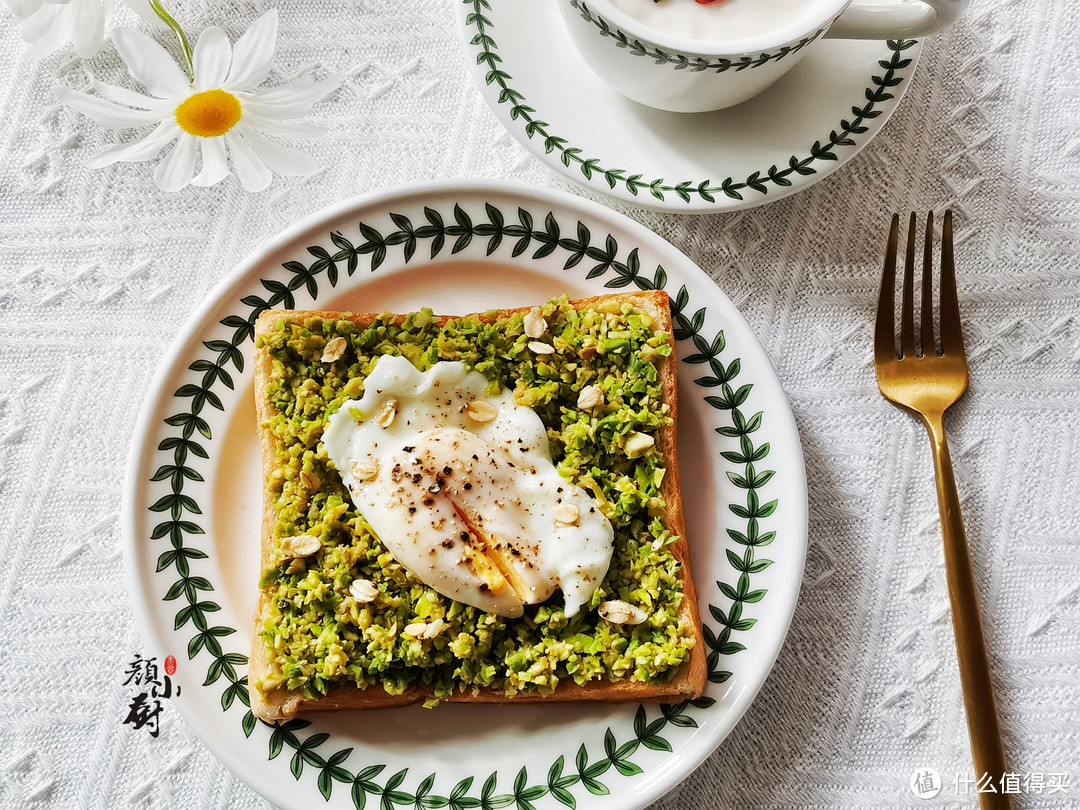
[825,0,968,39]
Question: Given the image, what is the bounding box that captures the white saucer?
[457,0,921,213]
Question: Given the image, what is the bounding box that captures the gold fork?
[874,211,1010,809]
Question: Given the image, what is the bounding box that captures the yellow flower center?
[174,89,242,137]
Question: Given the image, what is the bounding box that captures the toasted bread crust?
[249,291,707,721]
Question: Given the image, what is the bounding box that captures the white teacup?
[558,0,968,112]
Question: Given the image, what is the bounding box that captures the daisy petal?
[251,74,339,105]
[92,80,165,111]
[154,135,199,192]
[224,131,271,192]
[20,2,56,40]
[54,85,161,129]
[244,118,325,139]
[236,129,316,176]
[9,0,46,18]
[122,0,166,28]
[86,121,179,167]
[225,9,278,91]
[113,27,191,99]
[71,0,105,59]
[238,75,339,119]
[190,137,230,187]
[23,4,65,52]
[193,26,231,91]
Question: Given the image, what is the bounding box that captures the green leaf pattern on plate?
[149,203,777,807]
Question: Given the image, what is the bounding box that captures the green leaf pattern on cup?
[571,0,828,73]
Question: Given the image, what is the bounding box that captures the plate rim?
[121,178,809,809]
[457,0,921,213]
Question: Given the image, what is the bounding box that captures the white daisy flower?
[6,0,157,59]
[8,0,113,59]
[53,10,338,192]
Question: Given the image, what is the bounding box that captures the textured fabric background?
[1,0,1077,807]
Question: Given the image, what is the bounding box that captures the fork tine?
[875,214,900,363]
[900,212,917,358]
[939,209,965,356]
[921,210,935,356]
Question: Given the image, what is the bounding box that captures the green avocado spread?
[254,296,696,701]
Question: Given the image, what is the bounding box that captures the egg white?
[321,355,614,618]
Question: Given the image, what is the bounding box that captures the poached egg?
[321,356,614,618]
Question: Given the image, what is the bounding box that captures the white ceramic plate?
[123,181,807,809]
[458,0,921,213]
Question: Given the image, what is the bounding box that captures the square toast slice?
[250,290,707,720]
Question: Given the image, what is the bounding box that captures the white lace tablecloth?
[1,0,1077,807]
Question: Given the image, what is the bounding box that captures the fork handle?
[925,415,1010,809]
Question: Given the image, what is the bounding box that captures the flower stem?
[148,0,195,83]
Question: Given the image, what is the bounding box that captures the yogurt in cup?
[607,0,827,42]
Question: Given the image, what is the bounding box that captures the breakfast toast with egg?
[250,291,707,721]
